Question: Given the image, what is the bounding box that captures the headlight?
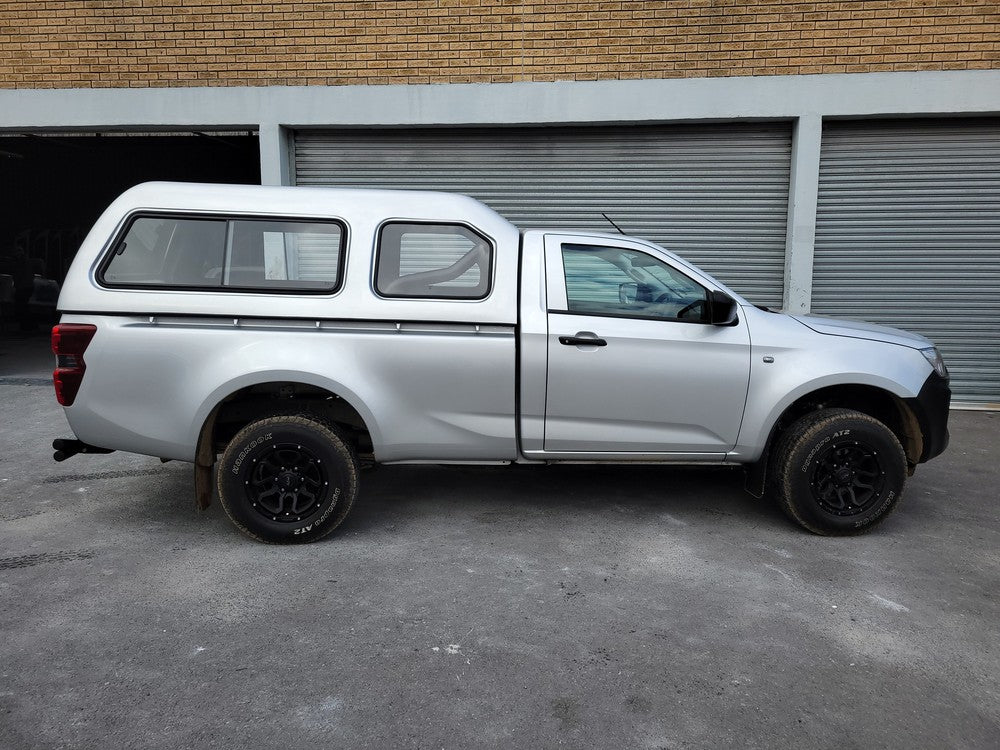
[920,347,949,382]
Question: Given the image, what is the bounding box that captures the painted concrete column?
[259,122,291,186]
[782,113,823,313]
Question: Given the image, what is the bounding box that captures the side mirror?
[709,290,739,326]
[618,282,638,305]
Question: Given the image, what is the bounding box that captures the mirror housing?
[709,290,739,326]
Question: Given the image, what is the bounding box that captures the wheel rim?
[809,439,886,516]
[243,442,330,523]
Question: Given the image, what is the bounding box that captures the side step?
[52,438,115,462]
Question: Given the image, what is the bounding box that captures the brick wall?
[1,1,997,89]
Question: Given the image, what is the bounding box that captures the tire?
[771,408,907,536]
[216,414,359,544]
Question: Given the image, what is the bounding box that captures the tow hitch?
[52,438,114,462]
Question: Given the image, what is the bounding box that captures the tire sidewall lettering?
[232,432,273,475]
[853,490,896,529]
[801,434,832,473]
[291,488,341,535]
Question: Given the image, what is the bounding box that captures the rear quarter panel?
[61,314,517,462]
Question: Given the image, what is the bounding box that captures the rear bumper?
[904,372,951,463]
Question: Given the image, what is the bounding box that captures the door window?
[560,244,708,322]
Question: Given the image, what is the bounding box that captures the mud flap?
[743,445,769,499]
[194,461,213,511]
[744,462,766,499]
[194,405,220,510]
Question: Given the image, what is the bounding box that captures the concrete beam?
[258,123,290,186]
[782,114,823,314]
[2,70,999,132]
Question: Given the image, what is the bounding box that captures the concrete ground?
[1,333,998,750]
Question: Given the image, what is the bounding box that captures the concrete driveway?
[1,334,998,749]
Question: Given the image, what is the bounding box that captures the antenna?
[601,213,626,235]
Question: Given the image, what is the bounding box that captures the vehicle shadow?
[83,460,789,541]
[348,462,787,535]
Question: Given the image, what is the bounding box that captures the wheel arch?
[766,383,923,468]
[743,381,923,498]
[191,372,382,509]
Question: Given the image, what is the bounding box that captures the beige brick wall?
[1,1,997,89]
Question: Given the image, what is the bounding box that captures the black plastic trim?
[546,308,735,326]
[904,371,951,463]
[559,335,607,347]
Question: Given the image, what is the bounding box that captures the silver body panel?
[730,309,933,463]
[58,182,937,467]
[791,313,932,348]
[61,314,518,463]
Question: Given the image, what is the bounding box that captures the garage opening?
[0,131,259,332]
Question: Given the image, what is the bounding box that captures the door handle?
[559,335,607,347]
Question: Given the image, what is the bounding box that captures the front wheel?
[217,414,359,543]
[772,408,907,535]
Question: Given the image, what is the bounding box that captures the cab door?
[542,235,751,456]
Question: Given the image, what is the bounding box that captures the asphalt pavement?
[1,333,998,749]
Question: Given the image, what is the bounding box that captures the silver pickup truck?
[51,182,950,543]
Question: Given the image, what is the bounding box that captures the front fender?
[730,345,932,464]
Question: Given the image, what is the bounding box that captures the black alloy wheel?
[809,438,886,516]
[772,408,907,535]
[246,442,328,523]
[217,414,359,543]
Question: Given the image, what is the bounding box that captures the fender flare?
[190,371,383,510]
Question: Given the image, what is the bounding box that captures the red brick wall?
[1,0,997,88]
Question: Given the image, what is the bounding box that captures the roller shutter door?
[294,125,791,308]
[813,120,1000,404]
[291,231,341,283]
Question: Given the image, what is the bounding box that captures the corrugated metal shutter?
[293,125,791,308]
[292,231,341,283]
[814,119,1000,404]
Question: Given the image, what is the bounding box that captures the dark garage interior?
[0,131,260,331]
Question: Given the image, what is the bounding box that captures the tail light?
[52,324,97,406]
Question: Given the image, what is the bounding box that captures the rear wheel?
[217,414,359,543]
[772,408,907,535]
